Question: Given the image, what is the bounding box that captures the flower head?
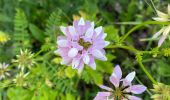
[94,65,146,100]
[13,72,29,87]
[0,63,10,80]
[152,5,170,47]
[13,49,35,70]
[56,18,109,72]
[151,83,170,100]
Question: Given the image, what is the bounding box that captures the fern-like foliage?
[13,9,31,53]
[45,8,62,42]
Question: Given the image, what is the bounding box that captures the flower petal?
[128,95,141,100]
[94,92,111,100]
[105,41,110,47]
[78,18,85,26]
[125,85,146,94]
[57,39,68,47]
[153,17,169,22]
[102,33,107,39]
[60,26,67,35]
[85,27,93,38]
[156,10,169,19]
[68,48,78,58]
[72,59,80,69]
[89,56,96,70]
[68,26,77,36]
[112,65,122,80]
[158,35,166,47]
[168,4,170,15]
[99,85,113,91]
[77,61,84,74]
[83,54,90,64]
[61,58,72,65]
[152,28,165,39]
[95,26,102,36]
[123,71,135,87]
[110,73,120,88]
[92,49,107,61]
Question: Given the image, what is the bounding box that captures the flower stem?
[138,60,157,84]
[120,21,170,43]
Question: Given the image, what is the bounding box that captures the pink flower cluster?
[94,65,146,100]
[56,18,109,72]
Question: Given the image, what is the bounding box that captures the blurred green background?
[0,0,170,100]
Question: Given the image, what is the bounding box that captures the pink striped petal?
[110,73,120,88]
[125,85,146,94]
[94,92,112,100]
[123,71,135,87]
[128,95,141,100]
[112,65,122,80]
[99,85,113,91]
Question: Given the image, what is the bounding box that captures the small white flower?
[152,4,170,47]
[0,63,10,80]
[13,72,29,87]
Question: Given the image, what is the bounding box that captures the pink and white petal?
[110,74,120,88]
[68,48,78,58]
[68,26,77,36]
[92,49,107,61]
[60,26,67,35]
[77,61,84,74]
[99,85,113,91]
[57,48,70,57]
[112,65,122,80]
[95,26,103,36]
[72,59,80,69]
[125,85,146,94]
[102,33,107,39]
[128,95,141,100]
[61,57,72,65]
[91,22,95,28]
[158,35,166,47]
[104,41,110,47]
[123,71,135,87]
[88,56,96,70]
[85,27,94,38]
[78,17,85,26]
[94,92,112,100]
[57,39,68,47]
[152,28,165,39]
[83,54,90,64]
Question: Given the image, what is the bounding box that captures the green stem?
[120,21,170,43]
[138,60,157,84]
[107,45,138,53]
[33,49,44,57]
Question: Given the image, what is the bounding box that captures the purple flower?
[94,65,146,100]
[56,18,109,72]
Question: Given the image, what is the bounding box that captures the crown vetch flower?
[56,18,109,72]
[152,5,170,47]
[94,65,146,100]
[0,63,10,80]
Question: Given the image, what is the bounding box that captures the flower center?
[78,38,92,50]
[114,88,123,100]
